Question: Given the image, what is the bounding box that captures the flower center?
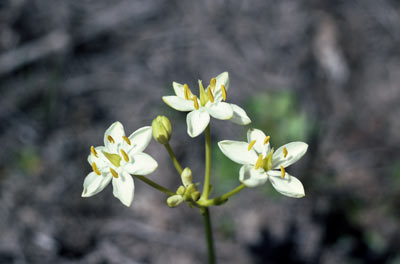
[253,149,274,171]
[102,151,122,167]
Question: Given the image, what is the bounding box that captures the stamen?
[107,135,115,144]
[280,165,285,178]
[221,84,227,101]
[263,136,270,145]
[248,140,256,151]
[210,78,216,91]
[283,147,288,158]
[122,136,131,145]
[254,154,263,170]
[92,162,101,175]
[120,149,129,162]
[110,168,119,178]
[184,84,191,100]
[207,88,214,103]
[192,95,199,110]
[90,146,98,157]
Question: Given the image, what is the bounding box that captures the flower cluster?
[82,72,308,206]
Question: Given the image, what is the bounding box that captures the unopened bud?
[181,167,193,187]
[152,115,172,144]
[191,191,201,201]
[167,194,183,208]
[176,185,186,196]
[183,184,195,201]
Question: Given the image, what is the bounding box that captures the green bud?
[167,194,183,208]
[176,185,186,196]
[181,167,193,187]
[183,184,195,201]
[152,115,172,144]
[191,191,200,201]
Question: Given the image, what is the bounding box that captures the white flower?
[82,122,158,206]
[218,128,307,198]
[162,72,251,137]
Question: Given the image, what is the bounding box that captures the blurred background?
[1,0,400,263]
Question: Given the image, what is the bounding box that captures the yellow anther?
[221,84,227,101]
[92,162,101,175]
[283,147,288,158]
[120,149,129,162]
[107,135,115,144]
[110,167,119,178]
[254,154,263,170]
[280,165,285,178]
[122,136,131,145]
[192,95,199,110]
[264,136,270,145]
[248,140,256,151]
[210,78,216,91]
[184,84,191,100]
[90,146,98,157]
[207,88,214,103]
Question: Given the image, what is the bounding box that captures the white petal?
[230,104,251,125]
[218,140,258,165]
[272,142,308,169]
[186,110,210,137]
[162,96,194,111]
[112,171,135,207]
[173,82,185,98]
[213,72,229,102]
[207,102,233,120]
[104,121,125,153]
[267,170,305,198]
[124,152,158,175]
[127,126,153,154]
[82,172,112,197]
[239,164,268,187]
[247,128,269,155]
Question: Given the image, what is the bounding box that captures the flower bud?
[176,185,186,196]
[152,115,172,144]
[183,184,195,201]
[167,194,183,208]
[180,167,193,187]
[191,191,200,201]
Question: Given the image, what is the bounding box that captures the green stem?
[201,208,216,264]
[197,184,246,207]
[201,125,212,200]
[135,175,175,196]
[164,143,183,175]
